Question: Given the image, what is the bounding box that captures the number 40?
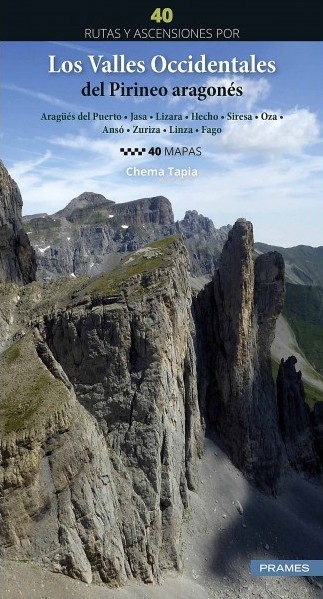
[150,7,173,23]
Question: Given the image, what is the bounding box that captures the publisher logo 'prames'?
[251,561,323,576]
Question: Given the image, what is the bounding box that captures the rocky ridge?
[0,161,36,283]
[23,194,176,280]
[21,183,322,288]
[22,192,231,280]
[0,236,203,584]
[177,210,231,275]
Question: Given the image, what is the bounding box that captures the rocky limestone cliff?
[277,356,321,475]
[23,194,176,280]
[23,194,231,280]
[178,210,231,276]
[111,196,174,226]
[194,219,285,493]
[0,237,203,584]
[0,333,126,585]
[0,161,36,284]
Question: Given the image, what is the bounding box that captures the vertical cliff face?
[0,238,203,584]
[0,162,36,283]
[112,196,174,226]
[24,195,176,280]
[277,356,321,474]
[194,219,285,493]
[41,239,203,578]
[0,333,128,585]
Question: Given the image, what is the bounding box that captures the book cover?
[1,2,323,597]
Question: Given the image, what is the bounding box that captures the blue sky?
[1,41,322,246]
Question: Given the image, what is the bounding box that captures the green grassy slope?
[283,284,323,375]
[0,334,70,434]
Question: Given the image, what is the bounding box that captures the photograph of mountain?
[1,21,323,599]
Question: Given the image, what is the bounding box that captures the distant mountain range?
[23,192,322,289]
[255,244,323,379]
[255,242,323,287]
[22,192,323,379]
[23,192,231,280]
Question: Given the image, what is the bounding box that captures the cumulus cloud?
[6,111,322,247]
[219,108,320,155]
[11,139,323,247]
[205,76,270,110]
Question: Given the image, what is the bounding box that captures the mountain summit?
[55,191,115,220]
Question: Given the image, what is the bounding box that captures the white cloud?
[11,151,52,178]
[11,144,322,246]
[205,76,270,111]
[219,108,320,155]
[6,115,322,247]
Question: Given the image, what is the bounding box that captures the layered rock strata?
[23,195,231,280]
[23,195,176,280]
[0,237,203,584]
[0,161,36,284]
[194,219,285,493]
